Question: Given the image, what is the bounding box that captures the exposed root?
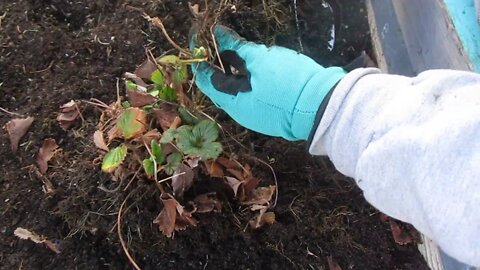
[117,191,142,270]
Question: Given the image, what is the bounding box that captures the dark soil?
[0,0,428,269]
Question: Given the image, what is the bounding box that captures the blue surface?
[444,0,480,71]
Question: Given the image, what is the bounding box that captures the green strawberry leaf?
[151,70,164,86]
[176,121,222,160]
[164,152,183,175]
[159,86,177,101]
[151,140,165,164]
[160,128,177,144]
[178,107,200,125]
[143,158,155,177]
[173,65,188,85]
[192,120,219,143]
[197,142,223,160]
[102,145,128,172]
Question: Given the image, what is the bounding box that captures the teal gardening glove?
[191,26,347,141]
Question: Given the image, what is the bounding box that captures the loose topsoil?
[0,0,429,269]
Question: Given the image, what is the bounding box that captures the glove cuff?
[291,67,347,140]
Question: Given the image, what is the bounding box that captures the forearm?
[309,68,480,266]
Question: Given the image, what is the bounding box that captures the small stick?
[0,106,24,117]
[30,61,54,73]
[254,157,279,208]
[157,172,186,184]
[209,25,226,74]
[145,14,191,56]
[117,192,142,270]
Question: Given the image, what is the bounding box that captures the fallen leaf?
[116,107,147,139]
[14,227,60,254]
[249,207,276,229]
[107,125,120,143]
[216,157,241,170]
[124,72,148,87]
[5,117,34,153]
[14,227,44,243]
[93,130,109,151]
[389,219,413,245]
[57,100,80,130]
[36,138,59,174]
[243,185,276,206]
[127,89,157,107]
[172,164,194,197]
[225,176,243,197]
[227,168,244,181]
[186,156,200,168]
[135,58,158,79]
[175,211,198,231]
[153,198,177,238]
[243,177,260,195]
[194,193,222,213]
[153,104,178,131]
[205,160,224,178]
[327,257,343,270]
[134,129,161,145]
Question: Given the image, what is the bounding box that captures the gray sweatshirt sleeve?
[309,68,480,267]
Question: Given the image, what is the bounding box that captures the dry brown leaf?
[194,193,222,213]
[107,125,120,143]
[124,72,148,87]
[175,212,198,231]
[172,164,194,198]
[216,157,241,170]
[93,130,109,151]
[225,176,243,197]
[153,198,177,238]
[36,138,59,174]
[127,89,157,107]
[249,207,276,229]
[5,117,34,153]
[205,160,224,178]
[389,219,414,245]
[134,58,158,79]
[227,168,244,181]
[14,227,44,243]
[243,177,260,195]
[57,100,80,130]
[14,227,60,253]
[134,129,161,145]
[327,256,343,270]
[243,185,276,206]
[153,104,178,131]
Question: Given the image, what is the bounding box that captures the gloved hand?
[190,25,346,141]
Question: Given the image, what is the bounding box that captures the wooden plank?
[391,0,473,73]
[366,0,415,75]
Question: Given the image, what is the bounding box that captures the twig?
[254,157,279,208]
[0,107,24,117]
[157,172,186,184]
[0,12,6,29]
[144,14,191,56]
[115,79,121,105]
[30,61,54,73]
[124,167,141,191]
[118,191,142,270]
[210,24,226,73]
